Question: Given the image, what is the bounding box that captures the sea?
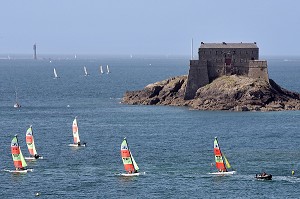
[0,55,299,198]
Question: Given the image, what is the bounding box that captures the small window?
[210,51,212,54]
[203,51,205,54]
[216,51,218,55]
[246,51,248,54]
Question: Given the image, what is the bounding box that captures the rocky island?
[123,42,300,111]
[122,75,300,111]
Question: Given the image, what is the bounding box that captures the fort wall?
[185,60,209,99]
[184,42,269,99]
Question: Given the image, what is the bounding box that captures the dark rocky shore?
[122,75,300,111]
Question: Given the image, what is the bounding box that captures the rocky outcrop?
[122,75,300,111]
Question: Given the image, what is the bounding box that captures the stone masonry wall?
[248,60,269,82]
[184,60,209,99]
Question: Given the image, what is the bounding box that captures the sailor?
[77,142,81,146]
[292,170,295,175]
[34,154,40,159]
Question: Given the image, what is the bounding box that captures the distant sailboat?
[120,137,140,176]
[99,65,104,74]
[106,65,110,74]
[13,90,21,108]
[69,117,86,147]
[209,137,236,175]
[84,66,89,76]
[25,125,43,160]
[5,134,33,173]
[53,68,59,79]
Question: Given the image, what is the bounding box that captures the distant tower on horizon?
[33,43,37,60]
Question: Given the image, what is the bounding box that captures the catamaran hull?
[4,169,33,173]
[208,171,237,175]
[68,144,86,147]
[25,156,44,160]
[120,173,140,177]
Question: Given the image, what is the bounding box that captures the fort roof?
[200,42,258,49]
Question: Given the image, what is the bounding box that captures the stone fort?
[184,42,269,99]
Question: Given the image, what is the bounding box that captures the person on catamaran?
[34,154,40,159]
[77,142,81,146]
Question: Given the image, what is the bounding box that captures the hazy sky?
[1,0,300,56]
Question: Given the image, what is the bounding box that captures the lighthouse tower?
[33,43,37,60]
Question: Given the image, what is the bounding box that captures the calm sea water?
[0,56,299,198]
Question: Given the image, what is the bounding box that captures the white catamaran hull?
[208,171,236,175]
[25,156,44,160]
[68,143,86,147]
[120,172,140,177]
[4,169,33,173]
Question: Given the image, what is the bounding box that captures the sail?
[26,126,37,156]
[54,68,58,78]
[131,152,139,171]
[120,138,139,173]
[106,65,110,73]
[11,135,27,169]
[223,154,231,169]
[213,137,227,172]
[100,65,103,74]
[84,66,88,76]
[72,117,80,144]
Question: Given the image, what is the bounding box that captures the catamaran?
[69,116,86,147]
[99,65,104,74]
[25,125,43,160]
[209,137,236,175]
[84,66,89,76]
[5,135,33,173]
[53,68,59,79]
[106,65,110,74]
[120,137,140,176]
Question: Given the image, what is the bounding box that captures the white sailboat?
[53,68,59,79]
[99,65,104,74]
[69,116,86,147]
[106,65,110,74]
[13,90,21,108]
[84,66,89,76]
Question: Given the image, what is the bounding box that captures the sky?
[1,0,300,56]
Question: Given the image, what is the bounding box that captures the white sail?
[72,117,80,144]
[84,66,88,76]
[54,68,58,78]
[100,65,104,74]
[130,152,139,171]
[106,65,110,74]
